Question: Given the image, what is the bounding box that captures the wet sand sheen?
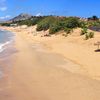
[0,31,100,100]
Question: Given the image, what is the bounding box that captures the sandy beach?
[1,26,100,100]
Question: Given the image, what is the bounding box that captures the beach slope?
[0,28,100,100]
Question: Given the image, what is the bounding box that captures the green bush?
[79,21,88,28]
[81,28,88,35]
[1,23,10,26]
[64,28,72,34]
[85,33,89,40]
[36,16,80,33]
[36,16,56,31]
[17,18,41,26]
[89,32,94,38]
[20,20,33,26]
[6,17,44,27]
[62,28,72,37]
[63,17,80,29]
[85,32,94,40]
[36,22,50,31]
[49,24,62,34]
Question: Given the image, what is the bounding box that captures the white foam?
[0,29,4,32]
[0,30,15,53]
[0,41,11,53]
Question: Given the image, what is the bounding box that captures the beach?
[0,26,100,99]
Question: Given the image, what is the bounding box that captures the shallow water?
[0,30,14,53]
[0,30,15,79]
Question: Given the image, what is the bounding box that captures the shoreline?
[1,27,88,75]
[0,43,15,96]
[2,26,100,79]
[0,30,16,92]
[0,29,15,54]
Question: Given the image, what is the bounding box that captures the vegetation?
[36,16,80,34]
[89,32,94,38]
[63,17,80,28]
[49,23,62,34]
[81,28,88,35]
[79,21,88,28]
[0,23,11,26]
[0,16,44,27]
[85,31,94,40]
[85,33,89,40]
[0,15,99,39]
[88,15,99,21]
[36,16,56,31]
[64,28,72,34]
[15,16,44,26]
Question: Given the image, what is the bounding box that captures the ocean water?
[0,29,14,79]
[0,29,14,53]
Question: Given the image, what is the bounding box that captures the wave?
[0,30,15,53]
[0,28,5,31]
[0,41,11,53]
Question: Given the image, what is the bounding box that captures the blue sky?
[0,0,100,20]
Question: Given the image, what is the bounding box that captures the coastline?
[1,26,88,75]
[1,26,100,99]
[0,30,16,97]
[2,26,100,79]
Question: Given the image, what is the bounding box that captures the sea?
[0,29,14,79]
[0,29,14,53]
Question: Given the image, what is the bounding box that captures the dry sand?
[1,26,100,100]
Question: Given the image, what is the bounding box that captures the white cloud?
[0,15,11,20]
[0,0,7,11]
[36,13,42,16]
[0,7,7,11]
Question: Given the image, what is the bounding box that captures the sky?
[0,0,100,20]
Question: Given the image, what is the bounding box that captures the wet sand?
[0,41,16,100]
[0,28,100,100]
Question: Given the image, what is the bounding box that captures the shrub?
[1,23,10,26]
[85,33,89,40]
[36,16,56,31]
[16,20,32,26]
[8,17,44,27]
[81,28,88,35]
[31,18,42,25]
[64,17,80,29]
[46,17,80,35]
[64,28,72,34]
[79,21,88,28]
[62,28,72,37]
[85,32,94,40]
[36,22,50,31]
[89,32,94,38]
[49,24,62,34]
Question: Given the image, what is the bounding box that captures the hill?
[10,13,32,22]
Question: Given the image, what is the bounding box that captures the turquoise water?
[0,29,14,53]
